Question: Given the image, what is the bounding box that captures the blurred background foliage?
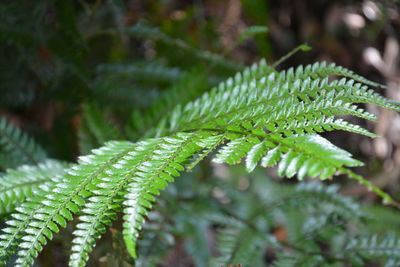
[1,0,400,266]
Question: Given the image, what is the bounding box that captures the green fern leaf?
[1,57,399,266]
[345,235,400,262]
[210,222,264,266]
[0,141,135,266]
[122,132,206,258]
[0,118,46,169]
[0,160,67,216]
[121,22,243,72]
[78,103,122,154]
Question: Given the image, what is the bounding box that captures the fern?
[77,103,122,154]
[127,71,212,140]
[120,22,243,73]
[345,235,400,259]
[291,182,364,218]
[0,117,46,169]
[0,57,399,267]
[0,160,67,216]
[210,218,265,267]
[96,61,185,85]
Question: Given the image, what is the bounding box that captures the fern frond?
[0,160,67,216]
[120,22,243,72]
[135,210,174,267]
[127,71,211,139]
[69,138,159,266]
[1,57,398,266]
[272,254,299,267]
[210,222,264,267]
[0,118,46,169]
[214,133,362,181]
[96,61,185,85]
[68,132,211,266]
[279,61,386,89]
[78,103,122,154]
[168,76,386,135]
[122,132,207,258]
[345,235,400,263]
[292,182,364,218]
[0,141,135,266]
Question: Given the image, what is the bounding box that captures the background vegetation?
[0,0,400,266]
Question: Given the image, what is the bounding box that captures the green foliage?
[1,55,399,266]
[78,103,122,154]
[1,1,400,266]
[210,221,265,266]
[120,22,243,73]
[126,71,212,140]
[0,118,46,169]
[345,235,400,265]
[0,160,68,216]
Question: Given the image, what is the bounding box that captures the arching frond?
[0,58,398,266]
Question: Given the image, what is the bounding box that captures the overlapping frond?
[292,182,364,218]
[0,118,46,169]
[78,103,122,154]
[120,23,243,72]
[127,72,212,140]
[69,138,160,266]
[0,141,136,266]
[210,222,264,267]
[0,160,67,216]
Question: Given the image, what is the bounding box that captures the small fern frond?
[345,235,400,263]
[0,118,46,169]
[120,22,243,72]
[96,61,185,85]
[78,103,122,154]
[292,182,364,218]
[210,222,264,266]
[0,160,67,216]
[127,72,211,139]
[272,255,299,267]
